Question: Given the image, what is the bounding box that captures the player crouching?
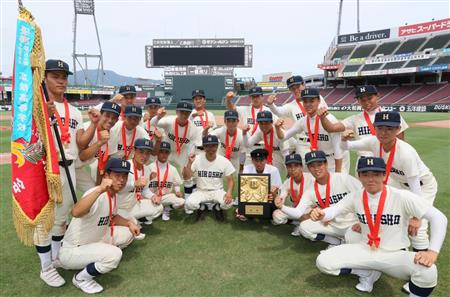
[148,141,184,221]
[183,135,235,221]
[59,158,141,294]
[312,157,447,296]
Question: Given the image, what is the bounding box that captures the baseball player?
[311,157,447,296]
[341,111,438,252]
[150,102,202,197]
[59,158,141,294]
[267,75,328,158]
[271,154,315,236]
[275,88,349,173]
[243,110,289,170]
[35,59,85,287]
[93,85,137,120]
[116,138,164,230]
[76,102,121,192]
[109,105,149,160]
[183,135,235,222]
[190,89,217,129]
[275,151,361,248]
[317,85,409,169]
[142,96,163,142]
[236,148,282,221]
[148,141,184,221]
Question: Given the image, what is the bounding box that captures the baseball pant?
[316,243,437,296]
[52,163,76,236]
[118,200,163,222]
[75,166,95,193]
[102,226,135,249]
[272,209,296,225]
[59,242,122,274]
[161,193,185,209]
[299,219,352,242]
[184,189,232,213]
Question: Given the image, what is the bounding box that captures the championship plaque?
[238,174,272,219]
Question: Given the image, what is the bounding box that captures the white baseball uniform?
[184,154,235,213]
[116,161,163,222]
[109,120,149,160]
[148,160,184,209]
[281,172,361,242]
[189,109,217,129]
[343,136,438,250]
[283,114,350,173]
[209,126,246,173]
[272,172,315,225]
[59,187,134,275]
[316,186,445,296]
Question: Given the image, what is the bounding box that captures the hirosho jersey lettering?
[390,167,405,176]
[357,126,372,136]
[356,213,401,226]
[148,180,174,189]
[97,216,110,226]
[167,132,191,144]
[307,134,329,142]
[197,171,224,178]
[59,117,80,129]
[117,144,133,151]
[219,142,240,152]
[315,191,349,207]
[295,113,306,120]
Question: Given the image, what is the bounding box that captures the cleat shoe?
[355,270,381,293]
[72,275,103,294]
[135,233,146,240]
[212,206,225,222]
[162,207,171,221]
[402,282,410,294]
[291,225,301,237]
[40,265,65,287]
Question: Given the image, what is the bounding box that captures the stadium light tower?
[72,0,104,85]
[337,0,361,36]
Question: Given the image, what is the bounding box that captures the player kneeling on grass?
[311,157,447,296]
[275,150,362,248]
[116,138,163,232]
[148,141,184,221]
[59,158,141,294]
[183,135,235,222]
[272,154,314,235]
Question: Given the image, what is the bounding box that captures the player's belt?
[298,137,308,142]
[325,153,334,157]
[403,181,424,187]
[206,188,223,191]
[58,160,74,167]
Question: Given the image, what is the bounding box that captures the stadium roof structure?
[319,18,450,82]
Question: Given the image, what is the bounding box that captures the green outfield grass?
[0,111,449,296]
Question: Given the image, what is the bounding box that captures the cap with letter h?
[285,153,302,165]
[145,97,161,107]
[256,111,273,122]
[286,75,304,88]
[119,85,136,95]
[224,110,239,120]
[176,101,193,112]
[106,158,132,173]
[355,85,378,98]
[192,89,205,99]
[374,111,400,127]
[357,157,386,173]
[202,135,219,146]
[45,59,73,75]
[305,150,327,165]
[134,138,153,150]
[124,105,142,117]
[159,141,171,152]
[250,148,268,160]
[101,101,121,116]
[301,88,320,99]
[249,86,263,97]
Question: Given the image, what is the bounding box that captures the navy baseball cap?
[249,86,263,97]
[119,85,136,95]
[224,110,239,120]
[100,101,121,116]
[192,89,205,99]
[374,111,401,127]
[45,59,73,75]
[285,154,302,165]
[286,75,304,88]
[301,88,321,99]
[134,138,153,150]
[250,148,268,160]
[159,141,171,152]
[124,105,142,117]
[256,111,273,122]
[305,150,327,165]
[355,85,378,98]
[176,101,193,112]
[145,97,161,107]
[105,158,132,174]
[203,135,219,146]
[357,157,386,173]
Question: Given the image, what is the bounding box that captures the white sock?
[51,236,63,261]
[37,251,52,271]
[76,267,94,281]
[351,269,372,277]
[323,235,341,245]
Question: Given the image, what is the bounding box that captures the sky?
[1,0,449,81]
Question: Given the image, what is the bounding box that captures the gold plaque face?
[239,175,270,203]
[245,205,264,215]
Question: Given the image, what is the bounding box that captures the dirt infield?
[412,120,450,129]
